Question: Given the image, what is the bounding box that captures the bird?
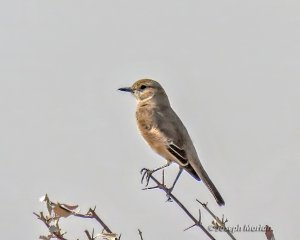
[118,79,225,206]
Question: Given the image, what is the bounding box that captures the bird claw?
[140,168,154,186]
[140,168,173,202]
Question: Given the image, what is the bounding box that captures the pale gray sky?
[0,1,299,240]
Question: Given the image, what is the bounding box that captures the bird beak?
[118,87,133,93]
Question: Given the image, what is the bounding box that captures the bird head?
[118,79,167,102]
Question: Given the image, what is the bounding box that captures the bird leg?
[166,167,183,194]
[140,162,171,186]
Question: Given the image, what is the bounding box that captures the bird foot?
[140,168,154,186]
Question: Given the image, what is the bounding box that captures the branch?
[34,194,119,240]
[143,170,216,240]
[197,200,236,240]
[138,229,143,240]
[84,230,93,240]
[33,212,68,240]
[74,207,113,234]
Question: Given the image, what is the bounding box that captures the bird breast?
[136,106,170,159]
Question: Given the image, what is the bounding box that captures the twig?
[143,172,216,240]
[33,212,68,240]
[197,200,236,240]
[84,230,93,240]
[138,229,143,240]
[35,194,119,240]
[74,208,113,233]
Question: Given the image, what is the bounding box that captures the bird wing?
[153,107,201,180]
[154,107,225,205]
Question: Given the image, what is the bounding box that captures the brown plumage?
[119,79,225,206]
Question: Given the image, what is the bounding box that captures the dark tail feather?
[208,182,225,206]
[185,163,225,206]
[201,169,225,206]
[184,163,201,181]
[191,163,225,206]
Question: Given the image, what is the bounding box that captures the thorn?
[165,196,173,202]
[142,186,159,190]
[164,187,174,202]
[33,212,40,219]
[198,209,201,223]
[196,199,208,207]
[183,223,197,231]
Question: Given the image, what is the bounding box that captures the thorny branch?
[34,194,120,240]
[34,175,275,240]
[141,170,216,240]
[142,169,276,240]
[33,211,68,240]
[73,207,113,234]
[197,200,236,240]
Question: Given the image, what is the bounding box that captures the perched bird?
[118,79,225,206]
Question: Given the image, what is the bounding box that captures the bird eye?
[140,85,147,90]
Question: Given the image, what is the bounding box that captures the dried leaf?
[39,194,53,215]
[49,225,60,233]
[101,232,118,240]
[46,202,53,216]
[60,203,78,211]
[53,203,72,218]
[39,194,49,203]
[54,218,60,227]
[39,235,50,240]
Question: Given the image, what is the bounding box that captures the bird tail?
[193,163,225,206]
[201,167,225,206]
